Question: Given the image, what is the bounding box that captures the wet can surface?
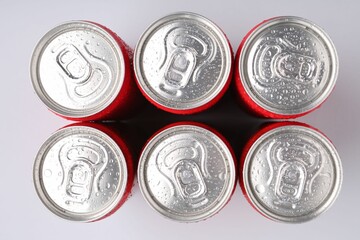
[33,123,134,222]
[240,122,342,223]
[134,12,233,114]
[31,21,138,121]
[235,16,339,118]
[138,122,236,222]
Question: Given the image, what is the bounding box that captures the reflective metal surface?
[134,12,232,111]
[239,16,338,115]
[243,125,342,223]
[31,21,125,118]
[33,126,129,222]
[138,124,236,222]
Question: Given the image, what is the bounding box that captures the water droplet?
[255,184,265,193]
[85,40,90,45]
[218,172,225,180]
[44,169,52,177]
[106,183,111,189]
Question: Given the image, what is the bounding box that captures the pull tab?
[159,27,216,98]
[156,138,209,207]
[269,138,322,207]
[54,44,113,105]
[255,38,320,86]
[58,138,108,204]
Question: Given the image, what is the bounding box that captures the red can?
[240,122,342,223]
[235,16,339,118]
[31,21,140,121]
[137,122,236,222]
[134,12,233,114]
[33,122,134,222]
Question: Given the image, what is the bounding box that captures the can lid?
[138,124,236,222]
[134,12,232,112]
[33,126,128,222]
[31,21,125,118]
[242,125,342,223]
[239,16,339,115]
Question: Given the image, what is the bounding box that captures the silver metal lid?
[138,124,236,222]
[33,126,129,222]
[239,16,339,115]
[134,12,232,111]
[31,21,125,118]
[243,125,342,223]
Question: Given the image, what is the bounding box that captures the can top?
[138,124,236,222]
[134,12,232,112]
[239,16,338,115]
[31,21,125,118]
[33,126,129,222]
[242,125,342,223]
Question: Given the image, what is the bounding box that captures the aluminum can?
[138,122,236,222]
[240,122,342,223]
[33,123,134,222]
[235,16,339,118]
[134,12,233,114]
[31,21,138,121]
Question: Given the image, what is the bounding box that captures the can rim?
[238,16,339,116]
[134,12,232,112]
[33,125,129,222]
[242,124,343,223]
[30,21,125,118]
[138,124,236,222]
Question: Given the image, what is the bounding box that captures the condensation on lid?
[31,21,125,118]
[239,16,339,115]
[33,126,128,222]
[138,124,236,222]
[242,125,342,223]
[134,12,232,111]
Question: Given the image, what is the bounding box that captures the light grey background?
[1,0,358,239]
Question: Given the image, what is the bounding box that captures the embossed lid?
[242,124,342,223]
[33,126,129,222]
[138,124,236,222]
[239,16,339,116]
[134,12,232,112]
[31,21,125,118]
